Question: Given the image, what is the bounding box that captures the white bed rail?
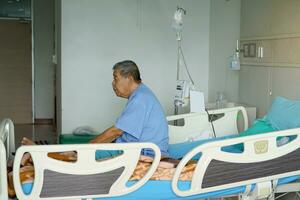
[172,127,300,197]
[167,107,248,144]
[0,118,15,161]
[0,141,8,200]
[0,118,14,200]
[13,142,160,200]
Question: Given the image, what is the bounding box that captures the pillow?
[239,117,276,137]
[266,96,300,130]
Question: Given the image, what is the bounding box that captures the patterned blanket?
[7,152,196,198]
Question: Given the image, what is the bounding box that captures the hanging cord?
[179,46,195,86]
[205,109,216,138]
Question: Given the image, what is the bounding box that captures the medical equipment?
[172,7,196,113]
[229,40,241,70]
[189,90,205,113]
[172,6,185,40]
[174,80,189,107]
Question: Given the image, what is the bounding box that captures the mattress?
[21,175,300,200]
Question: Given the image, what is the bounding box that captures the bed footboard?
[172,128,300,198]
[13,143,160,200]
[167,106,248,144]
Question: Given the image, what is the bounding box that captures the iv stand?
[174,31,182,117]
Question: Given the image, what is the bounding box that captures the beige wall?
[239,0,300,117]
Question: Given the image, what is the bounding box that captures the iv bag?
[229,52,240,70]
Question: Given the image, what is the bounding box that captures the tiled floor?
[14,124,57,148]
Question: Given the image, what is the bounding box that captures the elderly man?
[90,60,169,157]
[22,60,169,157]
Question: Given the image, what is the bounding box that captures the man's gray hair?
[113,60,142,83]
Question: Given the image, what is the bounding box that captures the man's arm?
[89,126,123,144]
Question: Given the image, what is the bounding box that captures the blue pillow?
[266,96,300,130]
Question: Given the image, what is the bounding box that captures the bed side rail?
[0,118,15,161]
[13,143,160,200]
[167,107,248,144]
[0,141,8,200]
[172,127,300,197]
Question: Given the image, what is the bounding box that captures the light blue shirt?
[115,83,169,157]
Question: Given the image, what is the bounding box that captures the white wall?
[60,0,210,133]
[33,0,55,119]
[209,0,241,103]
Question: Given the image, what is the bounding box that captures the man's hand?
[89,126,123,144]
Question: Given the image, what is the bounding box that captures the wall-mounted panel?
[240,37,300,68]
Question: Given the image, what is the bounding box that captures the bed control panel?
[254,140,268,154]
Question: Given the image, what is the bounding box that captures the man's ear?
[127,75,134,82]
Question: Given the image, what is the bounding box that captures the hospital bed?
[2,106,300,199]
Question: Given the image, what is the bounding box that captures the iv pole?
[173,7,185,116]
[174,32,181,116]
[173,7,195,116]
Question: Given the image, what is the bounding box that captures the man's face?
[112,70,130,98]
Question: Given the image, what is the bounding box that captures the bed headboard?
[167,106,248,144]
